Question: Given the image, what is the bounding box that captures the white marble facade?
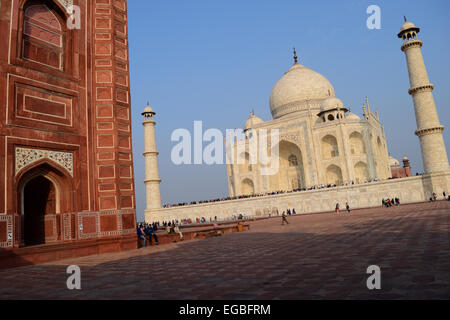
[226,60,391,197]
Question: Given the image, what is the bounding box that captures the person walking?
[346,203,351,213]
[281,212,289,225]
[335,203,340,213]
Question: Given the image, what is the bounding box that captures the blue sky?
[127,0,450,221]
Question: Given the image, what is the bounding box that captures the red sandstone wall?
[0,0,136,249]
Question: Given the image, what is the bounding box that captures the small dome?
[403,157,409,161]
[142,102,156,117]
[270,63,336,119]
[244,113,264,131]
[400,21,416,32]
[320,96,344,111]
[144,105,154,114]
[346,112,361,120]
[389,156,400,167]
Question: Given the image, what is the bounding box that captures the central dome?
[270,63,336,119]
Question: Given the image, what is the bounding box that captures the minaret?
[142,102,162,219]
[398,18,449,174]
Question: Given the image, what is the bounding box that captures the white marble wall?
[145,172,450,223]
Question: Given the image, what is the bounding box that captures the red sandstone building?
[0,0,137,267]
[390,157,412,179]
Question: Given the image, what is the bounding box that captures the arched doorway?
[23,175,57,246]
[273,141,305,191]
[16,161,73,247]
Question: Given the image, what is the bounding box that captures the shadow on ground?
[0,204,449,300]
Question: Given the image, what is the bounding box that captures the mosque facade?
[226,53,392,197]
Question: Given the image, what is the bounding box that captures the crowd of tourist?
[382,198,401,207]
[162,179,382,208]
[136,220,185,248]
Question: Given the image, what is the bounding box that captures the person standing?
[281,212,289,225]
[346,203,351,213]
[335,203,340,213]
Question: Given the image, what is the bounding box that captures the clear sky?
[127,0,450,222]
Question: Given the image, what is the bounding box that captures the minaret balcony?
[415,126,445,137]
[401,40,423,51]
[408,84,434,95]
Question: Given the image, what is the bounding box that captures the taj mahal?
[143,19,450,224]
[226,51,391,197]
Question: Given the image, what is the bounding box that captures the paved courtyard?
[0,201,449,300]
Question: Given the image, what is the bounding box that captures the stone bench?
[137,223,250,248]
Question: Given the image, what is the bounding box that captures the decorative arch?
[321,135,339,159]
[15,160,74,246]
[241,178,254,196]
[349,131,366,155]
[274,140,305,191]
[354,161,369,184]
[326,164,343,186]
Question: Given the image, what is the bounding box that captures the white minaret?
[142,102,162,221]
[398,18,449,174]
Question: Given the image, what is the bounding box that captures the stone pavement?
[0,201,449,300]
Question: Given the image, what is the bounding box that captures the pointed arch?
[16,0,75,74]
[322,135,339,159]
[241,178,254,196]
[15,160,74,246]
[274,140,305,191]
[349,131,366,155]
[354,161,370,184]
[326,164,343,186]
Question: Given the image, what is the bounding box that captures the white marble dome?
[400,21,416,32]
[320,96,344,111]
[389,156,400,167]
[270,63,336,119]
[244,113,264,131]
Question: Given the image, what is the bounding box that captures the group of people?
[382,198,401,207]
[162,180,386,209]
[430,192,450,202]
[280,208,298,225]
[136,223,159,247]
[335,203,351,213]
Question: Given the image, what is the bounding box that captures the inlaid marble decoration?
[15,147,74,176]
[56,0,74,13]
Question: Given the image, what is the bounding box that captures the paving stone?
[0,201,449,299]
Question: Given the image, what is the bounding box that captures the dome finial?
[404,16,407,23]
[293,47,298,64]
